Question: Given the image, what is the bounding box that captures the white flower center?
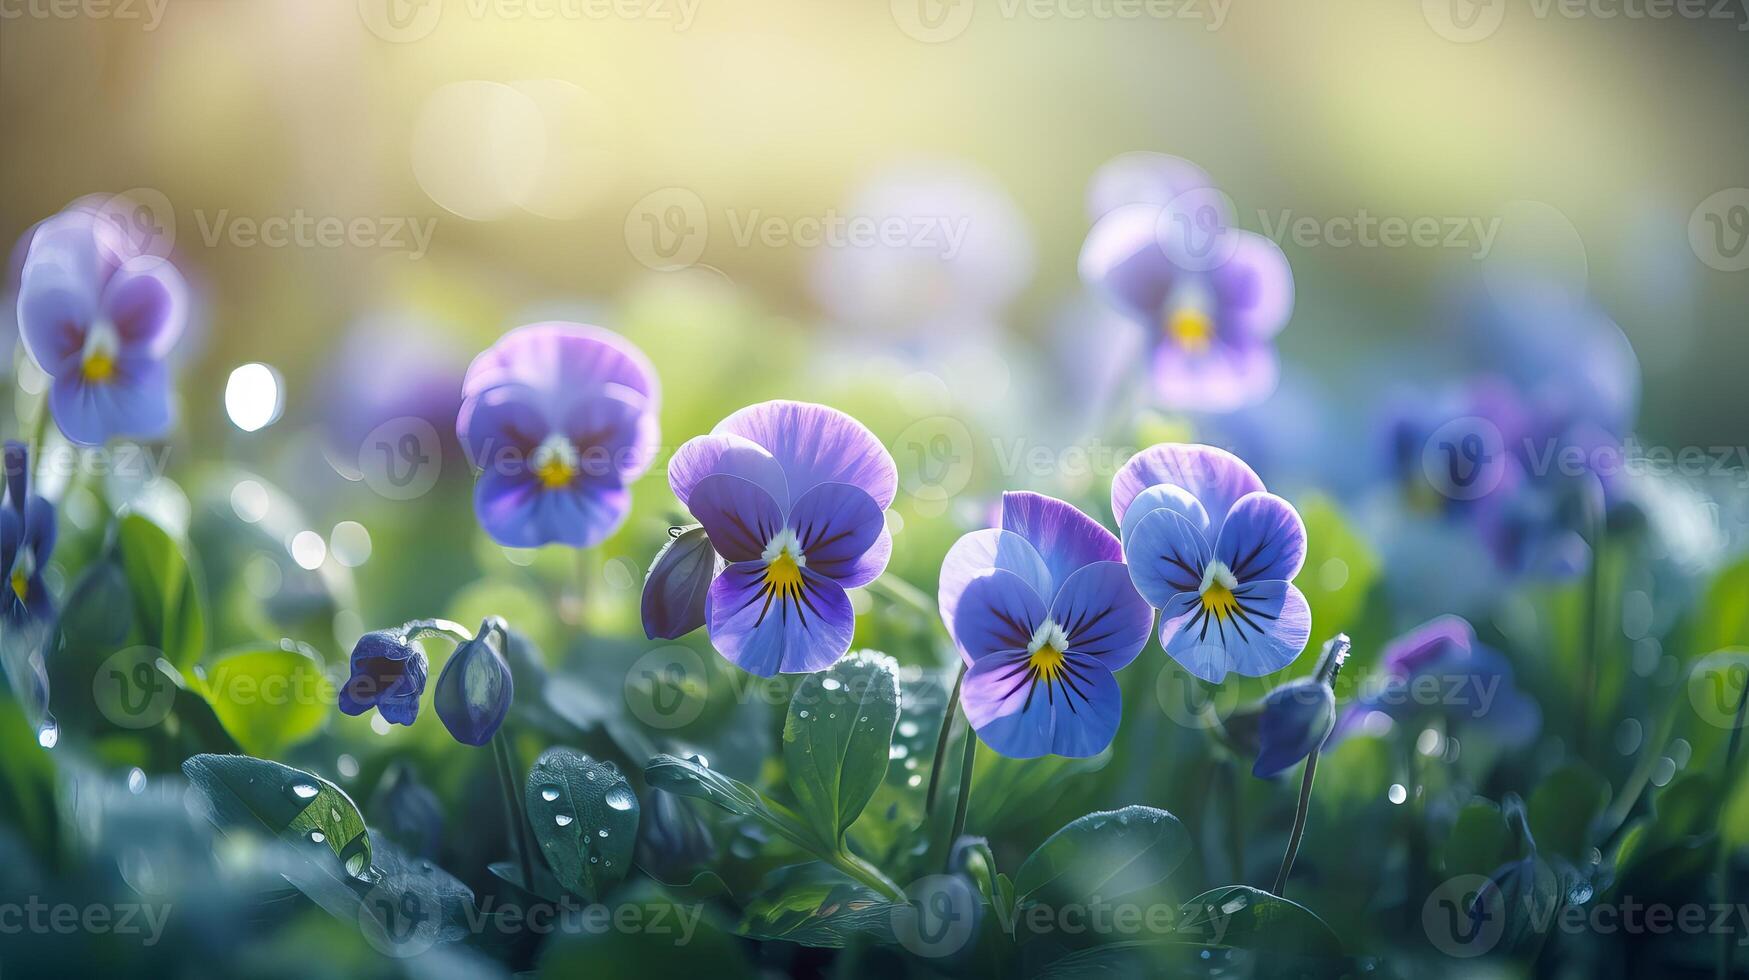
[530,434,579,489]
[81,319,121,382]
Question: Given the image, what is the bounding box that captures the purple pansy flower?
[1079,157,1293,413]
[337,627,430,726]
[1334,615,1540,747]
[939,492,1154,759]
[15,208,187,446]
[457,322,660,549]
[1,441,55,628]
[667,400,896,676]
[1114,444,1311,683]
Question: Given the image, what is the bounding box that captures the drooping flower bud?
[434,616,514,746]
[640,524,719,640]
[337,627,429,726]
[1223,634,1349,779]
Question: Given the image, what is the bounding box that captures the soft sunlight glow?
[330,521,372,567]
[225,363,283,432]
[290,530,326,570]
[230,480,270,524]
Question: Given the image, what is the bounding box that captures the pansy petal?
[706,561,854,676]
[1123,507,1215,609]
[999,491,1122,597]
[49,358,172,446]
[1213,491,1307,585]
[786,481,886,577]
[963,650,1121,759]
[458,384,544,470]
[100,256,186,358]
[641,525,720,641]
[462,321,659,408]
[1086,152,1218,219]
[559,388,660,487]
[950,569,1047,664]
[687,474,785,563]
[23,497,55,567]
[1111,442,1265,531]
[473,469,631,548]
[1209,231,1293,341]
[668,432,790,510]
[17,259,97,377]
[714,400,897,508]
[938,528,1053,635]
[1252,680,1334,778]
[830,525,892,591]
[1118,482,1212,544]
[1148,336,1279,414]
[1078,203,1175,322]
[1159,580,1310,683]
[1048,561,1153,671]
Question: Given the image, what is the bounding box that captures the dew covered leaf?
[782,650,901,848]
[525,747,640,901]
[1014,805,1191,914]
[181,753,371,878]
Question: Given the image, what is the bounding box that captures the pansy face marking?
[759,527,807,602]
[530,433,580,489]
[80,320,121,383]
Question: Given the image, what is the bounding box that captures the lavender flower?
[667,400,896,676]
[457,322,660,548]
[1079,157,1292,413]
[1114,444,1311,683]
[337,627,430,726]
[15,208,187,445]
[1,441,54,628]
[1334,615,1540,747]
[939,492,1154,758]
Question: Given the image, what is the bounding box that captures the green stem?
[406,618,474,644]
[1272,749,1319,897]
[925,664,967,817]
[1715,675,1749,980]
[829,849,907,903]
[1579,493,1606,758]
[867,574,937,618]
[491,732,535,890]
[25,388,49,487]
[945,717,977,873]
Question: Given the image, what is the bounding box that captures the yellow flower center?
[10,569,27,603]
[1165,306,1214,354]
[1199,560,1241,620]
[1026,620,1072,684]
[81,320,122,384]
[761,528,807,600]
[530,434,579,490]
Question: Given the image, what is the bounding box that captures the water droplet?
[889,744,908,759]
[589,855,599,864]
[597,828,608,838]
[309,830,327,843]
[584,770,597,781]
[541,786,560,802]
[605,786,635,811]
[127,768,147,794]
[821,677,842,691]
[688,753,710,768]
[346,851,370,878]
[555,814,574,827]
[36,721,58,748]
[1387,784,1408,805]
[291,782,319,800]
[798,710,809,719]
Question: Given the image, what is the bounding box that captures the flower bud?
[434,617,514,745]
[640,524,719,640]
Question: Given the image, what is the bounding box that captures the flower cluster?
[339,617,515,746]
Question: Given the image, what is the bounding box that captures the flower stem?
[1271,748,1319,897]
[945,716,977,873]
[25,389,49,487]
[1578,483,1607,757]
[491,731,535,891]
[830,849,907,903]
[925,663,967,817]
[868,573,937,618]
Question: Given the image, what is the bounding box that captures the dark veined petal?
[962,649,1121,759]
[712,400,897,509]
[1122,506,1214,609]
[434,625,514,746]
[687,473,785,563]
[556,388,660,488]
[949,569,1047,665]
[1047,560,1153,672]
[1158,580,1310,683]
[1251,679,1334,779]
[1212,491,1308,586]
[1111,442,1265,533]
[457,382,544,470]
[938,528,1052,640]
[705,560,854,676]
[641,525,720,641]
[998,491,1122,599]
[786,481,886,583]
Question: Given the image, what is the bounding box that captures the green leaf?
[118,514,206,670]
[782,650,900,848]
[1701,557,1749,655]
[736,863,897,947]
[970,741,1111,834]
[1173,885,1343,958]
[196,643,329,757]
[1527,763,1609,860]
[525,747,640,901]
[646,752,814,850]
[182,753,371,877]
[289,834,476,955]
[1442,799,1513,879]
[1014,806,1191,914]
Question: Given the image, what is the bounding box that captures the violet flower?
[1333,615,1540,747]
[337,627,430,726]
[457,322,660,549]
[15,207,187,445]
[667,400,896,675]
[1114,443,1312,683]
[939,492,1154,758]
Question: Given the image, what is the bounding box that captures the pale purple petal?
[1112,442,1265,531]
[462,321,660,409]
[963,650,1121,759]
[458,384,543,471]
[473,470,631,549]
[786,481,886,585]
[938,528,1053,637]
[1209,231,1293,341]
[706,561,854,676]
[1122,507,1215,608]
[1212,491,1307,585]
[714,400,897,508]
[999,491,1122,598]
[668,432,790,510]
[559,389,659,487]
[17,251,98,377]
[1048,561,1152,672]
[829,526,892,591]
[49,358,172,446]
[950,569,1047,664]
[99,256,185,359]
[1159,580,1310,683]
[1078,203,1175,322]
[1086,152,1218,220]
[687,474,785,563]
[1148,336,1279,413]
[1118,482,1212,543]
